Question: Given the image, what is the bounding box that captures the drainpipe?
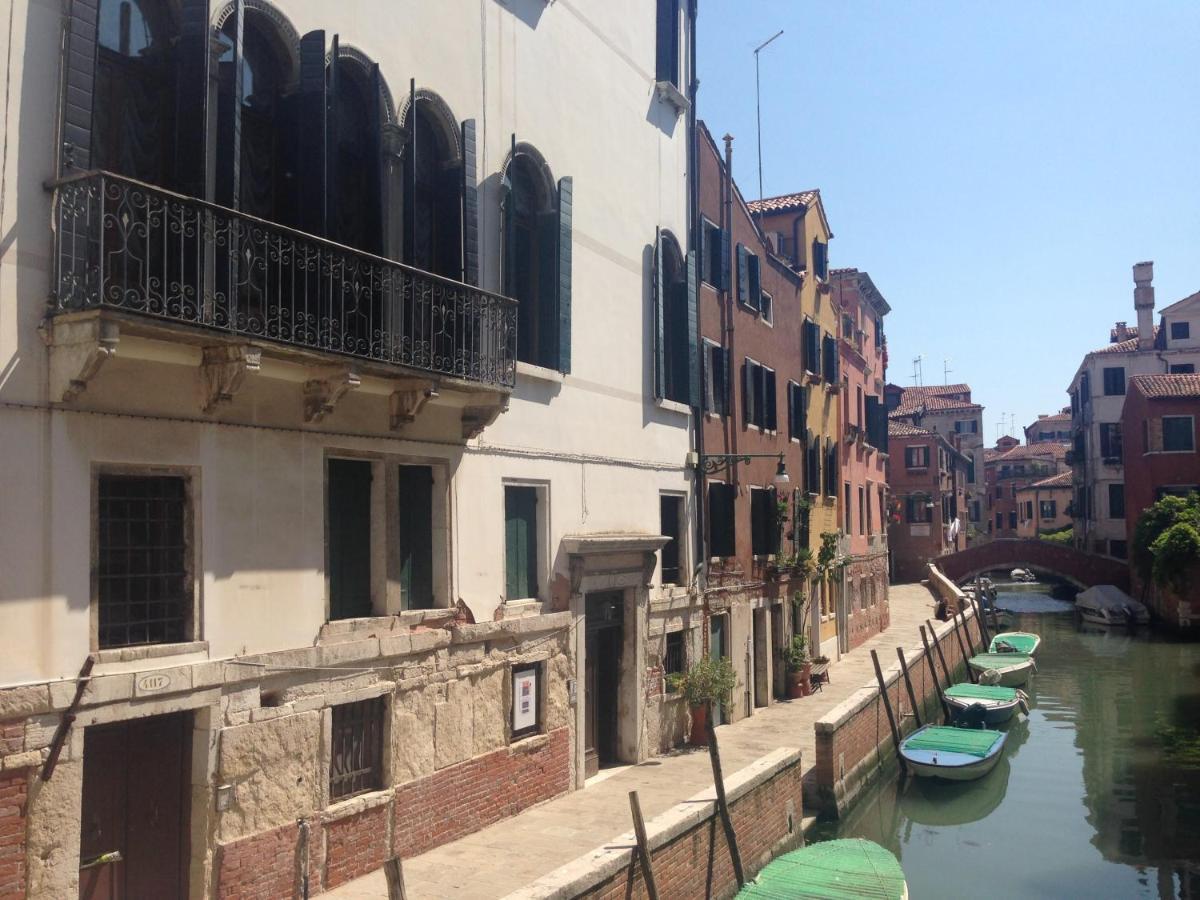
[688,0,705,584]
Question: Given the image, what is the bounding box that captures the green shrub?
[666,655,737,707]
[1039,526,1073,545]
[784,634,809,672]
[1132,493,1200,587]
[1150,521,1200,593]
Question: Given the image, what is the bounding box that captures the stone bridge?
[937,539,1130,590]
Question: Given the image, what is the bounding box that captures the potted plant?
[785,634,812,699]
[668,655,737,746]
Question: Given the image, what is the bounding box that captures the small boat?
[1076,584,1151,626]
[1010,567,1037,582]
[943,682,1028,725]
[899,724,1007,781]
[967,652,1036,686]
[738,838,907,899]
[988,631,1041,656]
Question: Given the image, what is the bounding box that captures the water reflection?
[817,590,1200,898]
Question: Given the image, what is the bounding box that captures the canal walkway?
[327,583,941,900]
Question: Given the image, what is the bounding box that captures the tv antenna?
[911,356,924,386]
[753,29,784,203]
[943,358,953,385]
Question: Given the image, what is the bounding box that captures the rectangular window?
[822,334,839,383]
[995,485,1002,499]
[1171,363,1196,374]
[787,381,804,440]
[511,663,542,740]
[704,341,730,417]
[96,474,191,649]
[858,486,866,535]
[1163,416,1195,452]
[743,359,775,430]
[750,488,777,556]
[329,698,385,801]
[660,494,683,585]
[654,0,681,86]
[701,219,723,288]
[1171,321,1190,341]
[1109,539,1128,560]
[1040,499,1057,519]
[505,486,539,600]
[328,459,374,621]
[397,465,434,610]
[1102,366,1126,396]
[905,445,929,469]
[1109,483,1126,519]
[844,483,852,532]
[760,291,773,325]
[1009,511,1017,530]
[995,512,1003,529]
[663,631,685,682]
[906,496,931,524]
[708,482,736,558]
[1099,423,1123,462]
[803,319,821,375]
[812,239,829,280]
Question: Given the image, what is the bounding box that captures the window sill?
[510,731,551,753]
[517,361,565,384]
[1147,449,1196,455]
[93,641,208,664]
[653,80,690,115]
[656,397,692,416]
[325,787,393,819]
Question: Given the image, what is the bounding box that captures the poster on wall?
[512,665,539,737]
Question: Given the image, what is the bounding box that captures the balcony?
[48,172,517,424]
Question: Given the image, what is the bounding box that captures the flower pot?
[787,665,813,699]
[689,703,708,746]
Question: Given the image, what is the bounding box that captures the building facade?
[0,1,698,896]
[1068,262,1200,559]
[985,443,1069,538]
[831,268,891,650]
[1015,472,1073,538]
[1025,410,1072,444]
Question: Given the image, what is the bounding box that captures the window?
[995,512,1003,529]
[995,485,1002,500]
[750,488,778,556]
[707,483,736,558]
[329,698,385,801]
[760,291,773,325]
[1008,511,1017,530]
[660,494,683,584]
[805,438,821,495]
[743,359,776,430]
[811,239,829,280]
[655,231,691,403]
[400,100,465,280]
[1163,416,1195,452]
[1171,363,1196,374]
[844,483,852,532]
[787,381,805,440]
[701,219,728,289]
[858,486,866,535]
[906,496,931,524]
[824,441,839,497]
[1011,484,1018,499]
[328,459,374,620]
[1109,539,1128,560]
[1102,366,1126,396]
[655,0,681,87]
[96,473,191,648]
[505,486,539,600]
[663,631,686,683]
[1040,500,1057,519]
[802,319,821,375]
[1171,321,1190,341]
[736,244,761,311]
[954,419,979,434]
[1099,423,1123,462]
[703,341,730,417]
[397,465,435,610]
[905,446,930,469]
[1025,501,1034,519]
[822,334,839,383]
[511,663,542,739]
[1109,483,1126,519]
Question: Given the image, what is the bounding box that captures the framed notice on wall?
[512,664,540,739]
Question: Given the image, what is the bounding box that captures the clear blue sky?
[697,1,1200,443]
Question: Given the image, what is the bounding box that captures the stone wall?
[843,552,890,651]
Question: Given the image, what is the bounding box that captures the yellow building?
[749,192,842,658]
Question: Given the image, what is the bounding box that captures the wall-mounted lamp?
[695,452,790,489]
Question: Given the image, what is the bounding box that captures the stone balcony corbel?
[200,345,261,413]
[389,379,440,430]
[303,366,361,423]
[462,396,510,440]
[43,313,120,402]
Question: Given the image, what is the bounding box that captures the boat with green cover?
[943,682,1027,725]
[899,724,1007,780]
[989,630,1041,656]
[967,651,1036,686]
[738,838,907,899]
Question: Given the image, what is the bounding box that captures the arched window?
[329,56,383,254]
[401,99,462,280]
[654,230,694,404]
[503,151,557,368]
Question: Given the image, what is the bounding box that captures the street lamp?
[696,452,790,489]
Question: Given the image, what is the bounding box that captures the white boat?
[1010,568,1037,582]
[943,683,1028,725]
[1075,585,1151,626]
[989,631,1041,656]
[967,652,1036,687]
[899,725,1007,781]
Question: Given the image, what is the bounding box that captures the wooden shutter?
[291,31,327,235]
[174,0,212,198]
[557,176,573,373]
[397,466,434,610]
[765,369,777,431]
[537,210,558,367]
[325,36,341,236]
[328,459,373,620]
[500,174,515,295]
[365,64,385,247]
[505,487,538,600]
[747,253,761,312]
[461,119,479,285]
[736,243,749,304]
[655,0,679,84]
[686,248,699,406]
[653,228,666,398]
[720,228,731,291]
[61,0,99,172]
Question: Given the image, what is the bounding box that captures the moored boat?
[967,651,1036,686]
[989,631,1041,656]
[738,838,908,899]
[1076,584,1151,626]
[899,724,1007,781]
[943,682,1027,725]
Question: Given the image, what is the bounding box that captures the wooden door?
[328,459,373,619]
[584,629,599,778]
[80,713,191,900]
[397,465,434,609]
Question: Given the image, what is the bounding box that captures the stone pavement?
[327,584,939,900]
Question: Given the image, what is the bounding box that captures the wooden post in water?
[870,649,906,774]
[971,596,991,647]
[704,701,745,889]
[895,646,923,728]
[926,618,955,687]
[919,625,951,722]
[628,791,659,900]
[951,612,978,683]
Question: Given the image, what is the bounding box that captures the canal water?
[814,587,1200,898]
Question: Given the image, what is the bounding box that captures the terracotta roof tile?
[889,394,983,417]
[888,421,934,438]
[1129,373,1200,399]
[1091,326,1160,355]
[1028,471,1073,489]
[747,190,819,214]
[996,443,1069,462]
[897,384,972,397]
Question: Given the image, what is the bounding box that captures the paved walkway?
[328,584,939,900]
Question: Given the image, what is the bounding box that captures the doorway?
[584,591,624,778]
[709,613,728,726]
[752,608,769,709]
[79,712,191,900]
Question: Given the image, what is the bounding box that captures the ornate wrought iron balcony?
[49,171,517,389]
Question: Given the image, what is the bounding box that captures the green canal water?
[814,589,1200,898]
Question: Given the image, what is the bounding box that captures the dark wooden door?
[80,713,191,900]
[328,458,373,619]
[584,592,624,778]
[397,465,433,609]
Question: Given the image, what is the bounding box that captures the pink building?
[832,269,891,648]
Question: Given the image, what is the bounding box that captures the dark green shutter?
[214,0,244,208]
[61,0,99,172]
[653,228,666,398]
[557,176,573,373]
[366,64,384,248]
[328,459,373,620]
[500,174,515,296]
[537,211,558,368]
[397,466,434,610]
[291,31,327,235]
[325,36,341,237]
[742,359,751,427]
[462,119,479,286]
[174,0,212,198]
[505,487,538,600]
[736,243,748,304]
[720,228,731,291]
[765,370,777,431]
[686,248,699,407]
[747,253,761,311]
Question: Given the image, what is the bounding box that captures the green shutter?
[686,248,699,407]
[505,487,538,600]
[61,0,99,173]
[556,176,573,373]
[501,174,515,296]
[748,253,761,312]
[462,119,479,285]
[765,370,777,431]
[720,228,731,291]
[397,466,434,610]
[175,0,213,198]
[325,35,341,232]
[537,211,558,368]
[736,243,749,304]
[653,228,666,398]
[328,459,373,620]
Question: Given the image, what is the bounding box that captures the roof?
[889,394,983,418]
[1027,471,1072,490]
[983,448,1003,462]
[747,191,819,214]
[897,384,971,398]
[995,443,1069,462]
[888,421,934,438]
[1158,288,1200,316]
[1031,412,1071,424]
[1090,327,1160,355]
[1128,373,1200,399]
[830,268,892,315]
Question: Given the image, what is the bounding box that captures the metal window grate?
[664,631,685,678]
[329,698,384,801]
[97,475,189,648]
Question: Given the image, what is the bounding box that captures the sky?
[696,1,1200,443]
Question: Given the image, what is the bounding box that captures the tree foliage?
[1131,493,1200,590]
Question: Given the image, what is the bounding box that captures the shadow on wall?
[645,90,681,138]
[493,0,548,30]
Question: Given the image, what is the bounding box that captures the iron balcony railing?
[50,171,517,388]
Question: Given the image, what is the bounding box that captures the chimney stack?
[1134,261,1154,351]
[1113,321,1128,343]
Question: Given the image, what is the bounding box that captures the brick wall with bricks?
[0,768,29,900]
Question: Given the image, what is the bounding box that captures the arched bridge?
[938,539,1130,590]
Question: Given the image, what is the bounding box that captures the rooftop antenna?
[943,358,953,386]
[911,355,924,387]
[753,29,784,203]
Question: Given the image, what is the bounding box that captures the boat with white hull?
[1076,585,1150,626]
[899,725,1007,781]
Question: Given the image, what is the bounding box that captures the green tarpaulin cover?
[944,683,1018,702]
[989,632,1039,653]
[970,652,1031,667]
[903,725,1003,758]
[739,838,906,899]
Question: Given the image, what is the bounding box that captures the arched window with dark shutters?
[328,57,383,255]
[401,95,463,281]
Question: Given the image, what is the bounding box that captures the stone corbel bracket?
[461,396,510,440]
[389,379,439,430]
[44,315,120,402]
[303,366,361,423]
[200,345,261,413]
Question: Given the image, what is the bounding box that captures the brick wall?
[844,555,890,651]
[216,819,312,900]
[324,804,390,890]
[578,753,804,900]
[0,768,29,900]
[393,727,569,859]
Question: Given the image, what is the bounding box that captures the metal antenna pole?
[753,29,784,203]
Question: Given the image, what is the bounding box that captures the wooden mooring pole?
[705,701,746,889]
[971,596,991,648]
[895,646,922,728]
[926,618,954,688]
[918,625,950,722]
[951,611,977,682]
[628,791,659,900]
[870,649,906,774]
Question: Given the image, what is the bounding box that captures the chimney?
[1113,321,1128,343]
[1134,261,1154,350]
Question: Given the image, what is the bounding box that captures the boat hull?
[1078,608,1150,626]
[989,631,1042,656]
[904,752,1004,781]
[899,728,1008,782]
[967,658,1034,687]
[945,694,1021,725]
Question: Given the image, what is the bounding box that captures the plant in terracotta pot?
[668,655,737,747]
[785,634,812,698]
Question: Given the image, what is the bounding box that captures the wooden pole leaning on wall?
[951,611,978,683]
[705,701,746,889]
[971,596,991,647]
[383,857,407,900]
[926,618,954,688]
[629,791,660,900]
[919,625,951,722]
[895,646,923,728]
[870,649,906,774]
